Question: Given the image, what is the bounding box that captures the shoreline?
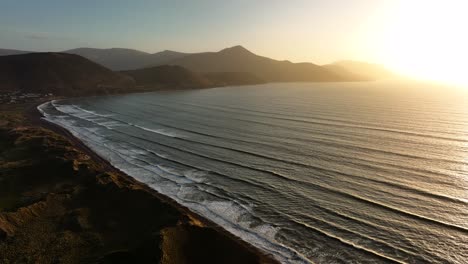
[27,101,280,264]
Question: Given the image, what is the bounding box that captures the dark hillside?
[123,65,212,90]
[0,53,135,95]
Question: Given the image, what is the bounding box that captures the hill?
[123,65,212,90]
[124,65,266,90]
[0,49,31,56]
[203,72,266,86]
[322,64,371,81]
[325,60,394,80]
[165,46,360,82]
[0,53,135,95]
[64,48,188,70]
[149,50,189,67]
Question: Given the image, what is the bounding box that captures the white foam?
[98,121,124,128]
[71,104,113,117]
[49,102,182,138]
[134,124,180,138]
[184,169,208,183]
[156,164,180,175]
[51,103,125,131]
[37,102,49,116]
[145,149,169,159]
[53,104,97,120]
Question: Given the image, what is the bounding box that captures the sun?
[376,0,468,86]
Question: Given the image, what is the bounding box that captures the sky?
[1,0,467,84]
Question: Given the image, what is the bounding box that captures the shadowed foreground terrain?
[0,103,277,264]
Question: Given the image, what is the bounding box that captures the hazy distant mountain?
[322,64,371,81]
[325,60,394,80]
[164,45,359,82]
[0,46,390,85]
[0,48,31,56]
[0,53,135,95]
[149,50,189,67]
[123,66,265,90]
[64,48,188,71]
[123,65,212,90]
[203,72,266,86]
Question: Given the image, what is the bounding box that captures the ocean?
[38,81,468,263]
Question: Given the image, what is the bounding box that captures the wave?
[288,210,444,263]
[133,124,179,138]
[117,127,468,233]
[71,104,113,117]
[37,101,50,117]
[45,103,285,195]
[138,99,468,143]
[157,96,468,134]
[144,127,468,206]
[78,115,467,233]
[54,102,181,138]
[135,139,454,263]
[138,119,468,193]
[90,102,468,168]
[98,139,310,263]
[125,130,441,263]
[48,101,468,232]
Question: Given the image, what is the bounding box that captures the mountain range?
[65,46,394,81]
[0,53,264,95]
[0,46,393,80]
[160,46,347,82]
[65,48,189,71]
[0,45,394,96]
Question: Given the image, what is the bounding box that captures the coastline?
[34,101,281,263]
[0,100,279,263]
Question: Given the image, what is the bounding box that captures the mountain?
[149,50,189,67]
[124,65,266,90]
[123,65,212,90]
[0,49,31,56]
[164,45,357,82]
[203,72,266,86]
[322,64,371,81]
[64,48,152,71]
[64,48,188,70]
[325,60,394,80]
[0,53,135,95]
[0,46,390,84]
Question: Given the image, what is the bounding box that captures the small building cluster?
[0,91,54,104]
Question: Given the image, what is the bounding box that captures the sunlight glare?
[377,0,468,86]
